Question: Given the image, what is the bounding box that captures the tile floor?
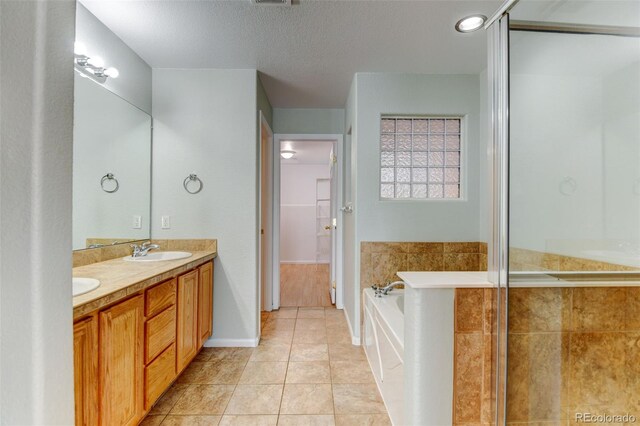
[141,306,391,426]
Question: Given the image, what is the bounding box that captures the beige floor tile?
[286,362,331,384]
[225,385,284,415]
[295,318,326,330]
[170,385,235,415]
[326,327,352,344]
[161,415,222,425]
[150,383,190,414]
[325,316,347,328]
[332,384,386,414]
[239,362,288,384]
[264,318,296,331]
[196,360,246,384]
[178,362,206,384]
[139,414,165,425]
[280,384,334,415]
[194,348,215,362]
[289,344,329,362]
[330,361,375,384]
[250,343,291,362]
[231,348,255,363]
[260,328,294,345]
[328,344,366,362]
[209,348,239,363]
[270,308,298,319]
[297,308,326,319]
[277,415,335,425]
[334,414,391,426]
[292,328,327,344]
[218,415,278,425]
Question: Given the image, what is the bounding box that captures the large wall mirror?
[73,74,152,250]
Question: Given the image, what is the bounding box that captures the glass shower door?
[506,2,640,424]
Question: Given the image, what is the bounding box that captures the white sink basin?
[73,277,100,297]
[123,251,192,262]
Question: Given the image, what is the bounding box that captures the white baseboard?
[280,261,330,264]
[343,308,360,346]
[204,336,259,348]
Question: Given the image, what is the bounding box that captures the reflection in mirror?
[73,73,151,250]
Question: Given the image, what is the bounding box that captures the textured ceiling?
[81,0,501,108]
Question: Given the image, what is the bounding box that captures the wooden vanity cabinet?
[73,316,98,426]
[198,261,214,346]
[73,259,214,425]
[176,269,199,373]
[99,294,145,426]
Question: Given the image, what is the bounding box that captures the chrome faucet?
[371,281,405,297]
[130,241,160,257]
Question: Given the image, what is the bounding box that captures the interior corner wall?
[152,68,259,344]
[76,3,152,114]
[342,75,359,340]
[0,1,76,423]
[257,75,273,127]
[273,108,346,134]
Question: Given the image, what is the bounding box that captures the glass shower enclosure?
[488,1,640,424]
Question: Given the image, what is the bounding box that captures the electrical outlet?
[132,215,142,229]
[161,215,171,229]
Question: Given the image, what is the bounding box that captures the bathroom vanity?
[72,244,216,426]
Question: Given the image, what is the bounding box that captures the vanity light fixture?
[74,41,119,81]
[455,14,487,33]
[280,150,296,159]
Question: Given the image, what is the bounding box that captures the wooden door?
[198,261,214,346]
[74,316,98,426]
[177,269,199,373]
[99,295,144,426]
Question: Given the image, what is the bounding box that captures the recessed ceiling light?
[455,14,487,33]
[281,150,296,159]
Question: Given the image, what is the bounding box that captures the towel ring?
[183,173,203,194]
[559,176,577,196]
[100,173,119,193]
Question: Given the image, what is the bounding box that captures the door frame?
[272,133,345,310]
[258,112,274,317]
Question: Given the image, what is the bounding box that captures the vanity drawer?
[145,305,176,363]
[145,343,176,410]
[146,278,176,317]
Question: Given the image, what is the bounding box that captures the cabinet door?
[198,261,214,347]
[177,269,199,373]
[74,316,98,426]
[99,295,144,426]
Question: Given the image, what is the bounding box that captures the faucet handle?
[141,241,152,248]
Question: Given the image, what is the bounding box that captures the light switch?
[161,215,171,229]
[132,215,142,229]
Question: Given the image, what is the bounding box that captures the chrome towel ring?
[100,173,119,193]
[183,173,203,194]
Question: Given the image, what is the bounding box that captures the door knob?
[324,225,332,230]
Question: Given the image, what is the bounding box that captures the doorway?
[271,134,344,310]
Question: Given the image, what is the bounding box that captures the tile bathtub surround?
[505,286,640,424]
[73,238,217,267]
[360,241,488,291]
[453,288,496,426]
[141,307,392,426]
[510,247,640,272]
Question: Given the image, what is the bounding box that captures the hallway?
[280,264,333,307]
[141,307,390,425]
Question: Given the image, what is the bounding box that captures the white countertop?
[396,271,492,289]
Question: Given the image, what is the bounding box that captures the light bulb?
[88,55,104,68]
[104,67,119,78]
[280,150,295,159]
[455,15,487,33]
[74,41,87,56]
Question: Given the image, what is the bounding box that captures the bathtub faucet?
[373,281,405,297]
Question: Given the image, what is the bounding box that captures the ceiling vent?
[251,0,291,5]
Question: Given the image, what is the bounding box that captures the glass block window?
[380,116,462,199]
